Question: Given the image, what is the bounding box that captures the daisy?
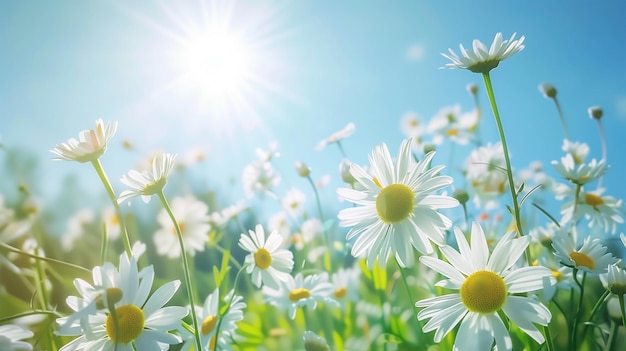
[441,32,525,73]
[552,229,619,274]
[181,288,246,351]
[267,211,292,244]
[428,105,477,146]
[400,111,423,138]
[209,200,248,227]
[263,272,336,319]
[315,122,355,151]
[281,188,306,218]
[560,187,624,234]
[117,153,176,204]
[337,139,458,268]
[153,196,211,258]
[330,266,361,309]
[0,324,33,351]
[62,208,94,252]
[465,142,508,209]
[101,207,121,241]
[538,82,557,99]
[50,119,117,163]
[293,218,323,250]
[552,153,607,186]
[238,224,294,289]
[416,222,553,349]
[602,263,626,296]
[561,139,589,164]
[56,252,187,350]
[241,159,281,198]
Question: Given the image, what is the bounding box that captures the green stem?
[336,140,347,158]
[214,265,247,351]
[100,222,108,265]
[581,289,610,341]
[33,247,58,351]
[0,310,62,324]
[157,191,202,351]
[481,73,524,239]
[571,269,586,349]
[544,325,554,351]
[0,242,90,273]
[396,261,422,343]
[552,97,569,140]
[619,294,626,332]
[91,159,132,257]
[307,175,333,272]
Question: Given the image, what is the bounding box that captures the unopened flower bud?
[588,106,603,120]
[538,83,557,99]
[294,161,310,178]
[466,83,478,95]
[339,159,356,184]
[452,189,470,205]
[423,143,436,155]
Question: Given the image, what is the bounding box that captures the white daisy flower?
[552,229,619,274]
[62,209,94,252]
[428,105,478,146]
[465,142,508,209]
[293,218,323,250]
[181,288,246,351]
[441,32,525,73]
[338,139,458,268]
[0,324,34,351]
[561,139,589,164]
[263,272,336,320]
[601,263,626,296]
[315,122,355,151]
[51,119,117,163]
[117,153,177,204]
[416,222,553,349]
[282,188,306,218]
[153,196,211,258]
[56,252,187,351]
[560,188,624,234]
[267,211,292,244]
[102,207,121,241]
[551,153,607,186]
[209,200,248,227]
[330,266,361,309]
[400,111,423,138]
[239,224,294,289]
[242,159,281,198]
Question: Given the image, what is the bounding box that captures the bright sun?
[176,26,252,99]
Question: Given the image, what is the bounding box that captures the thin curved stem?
[0,242,90,273]
[307,174,333,272]
[552,97,569,140]
[91,159,132,257]
[157,191,202,351]
[481,73,524,239]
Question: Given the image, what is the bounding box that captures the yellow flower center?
[254,248,272,270]
[446,129,459,136]
[569,252,595,270]
[460,270,507,314]
[334,287,347,299]
[376,184,414,224]
[95,287,123,309]
[105,304,145,343]
[584,193,605,208]
[410,119,418,127]
[551,269,563,281]
[288,288,312,302]
[201,315,218,336]
[172,222,186,236]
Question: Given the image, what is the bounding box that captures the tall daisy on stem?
[51,119,133,257]
[442,32,526,239]
[416,222,554,350]
[117,152,203,351]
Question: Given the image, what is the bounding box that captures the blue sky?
[1,1,625,234]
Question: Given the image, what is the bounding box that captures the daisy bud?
[339,159,356,185]
[607,264,626,296]
[453,189,470,205]
[588,106,603,120]
[466,83,478,95]
[423,143,436,155]
[294,161,311,178]
[538,83,557,99]
[303,331,330,351]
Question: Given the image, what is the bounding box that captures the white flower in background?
[56,252,187,350]
[209,200,248,227]
[117,153,177,204]
[339,159,357,185]
[552,153,607,185]
[441,32,525,73]
[465,142,508,209]
[239,224,294,289]
[561,139,589,164]
[428,105,478,145]
[400,111,424,138]
[338,139,458,268]
[0,324,34,351]
[101,207,121,241]
[416,223,553,349]
[242,159,281,198]
[529,222,567,248]
[153,196,211,258]
[560,188,624,234]
[181,288,246,351]
[517,161,556,196]
[51,119,117,163]
[268,211,292,244]
[601,263,626,296]
[263,272,336,319]
[62,209,94,252]
[282,188,306,218]
[303,330,330,351]
[293,218,323,250]
[331,266,361,308]
[552,229,619,274]
[315,122,355,151]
